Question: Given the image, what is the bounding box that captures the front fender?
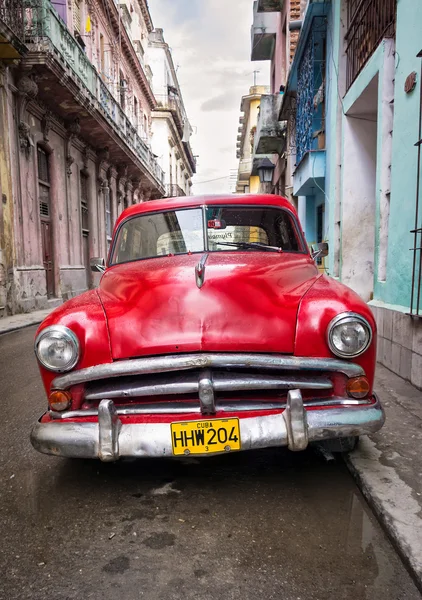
[35,290,112,400]
[295,275,377,389]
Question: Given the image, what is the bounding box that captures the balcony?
[166,184,186,198]
[22,0,164,193]
[0,0,27,59]
[254,94,286,155]
[257,0,283,12]
[251,0,277,61]
[345,0,396,91]
[154,92,184,138]
[238,158,252,181]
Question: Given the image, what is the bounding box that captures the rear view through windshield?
[111,206,304,265]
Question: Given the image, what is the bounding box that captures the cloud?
[201,91,240,112]
[148,0,270,194]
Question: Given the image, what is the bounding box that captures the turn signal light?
[49,390,72,412]
[346,376,370,399]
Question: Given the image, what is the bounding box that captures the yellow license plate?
[171,418,241,456]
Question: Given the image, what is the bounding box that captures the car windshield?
[111,206,304,265]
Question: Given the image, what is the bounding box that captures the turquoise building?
[282,0,422,389]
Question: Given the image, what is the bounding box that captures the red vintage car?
[31,194,384,461]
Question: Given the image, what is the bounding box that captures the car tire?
[319,436,358,454]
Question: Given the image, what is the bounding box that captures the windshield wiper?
[213,241,282,253]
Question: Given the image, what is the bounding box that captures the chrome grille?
[50,353,369,418]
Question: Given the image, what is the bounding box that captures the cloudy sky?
[148,0,270,194]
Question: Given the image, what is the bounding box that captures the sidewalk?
[0,308,52,335]
[346,364,422,591]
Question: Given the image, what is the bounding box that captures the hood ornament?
[195,253,208,289]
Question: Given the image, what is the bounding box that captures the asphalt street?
[0,326,420,600]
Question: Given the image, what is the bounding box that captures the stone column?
[64,118,81,266]
[125,180,133,207]
[117,164,128,209]
[108,166,118,226]
[97,148,110,259]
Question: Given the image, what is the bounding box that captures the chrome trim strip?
[84,372,333,401]
[52,353,364,390]
[49,397,372,420]
[31,396,385,461]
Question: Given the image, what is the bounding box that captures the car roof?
[115,194,298,230]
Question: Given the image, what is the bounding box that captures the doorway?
[341,75,378,301]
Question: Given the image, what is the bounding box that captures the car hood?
[98,253,320,359]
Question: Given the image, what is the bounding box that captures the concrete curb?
[345,438,422,594]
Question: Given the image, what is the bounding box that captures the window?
[111,206,304,265]
[100,33,105,79]
[37,147,50,217]
[120,71,126,111]
[80,172,89,234]
[133,97,138,129]
[73,0,81,33]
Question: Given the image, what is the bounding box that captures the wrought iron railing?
[22,0,164,188]
[295,16,326,165]
[166,184,186,198]
[409,50,422,317]
[0,0,24,39]
[154,93,185,135]
[345,0,396,91]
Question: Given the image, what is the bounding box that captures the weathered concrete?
[346,363,422,591]
[0,327,420,600]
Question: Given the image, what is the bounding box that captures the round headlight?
[35,326,80,372]
[327,313,372,358]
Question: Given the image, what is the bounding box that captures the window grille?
[37,147,51,218]
[409,50,422,317]
[345,0,396,91]
[73,0,81,33]
[295,16,326,165]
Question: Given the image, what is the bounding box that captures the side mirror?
[311,242,328,260]
[90,257,106,273]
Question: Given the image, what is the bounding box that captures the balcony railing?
[345,0,396,91]
[166,184,186,198]
[0,0,24,39]
[23,0,164,188]
[154,93,184,136]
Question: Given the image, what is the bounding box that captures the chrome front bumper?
[31,390,385,461]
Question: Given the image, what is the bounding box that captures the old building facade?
[148,28,196,197]
[252,0,422,388]
[0,0,175,317]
